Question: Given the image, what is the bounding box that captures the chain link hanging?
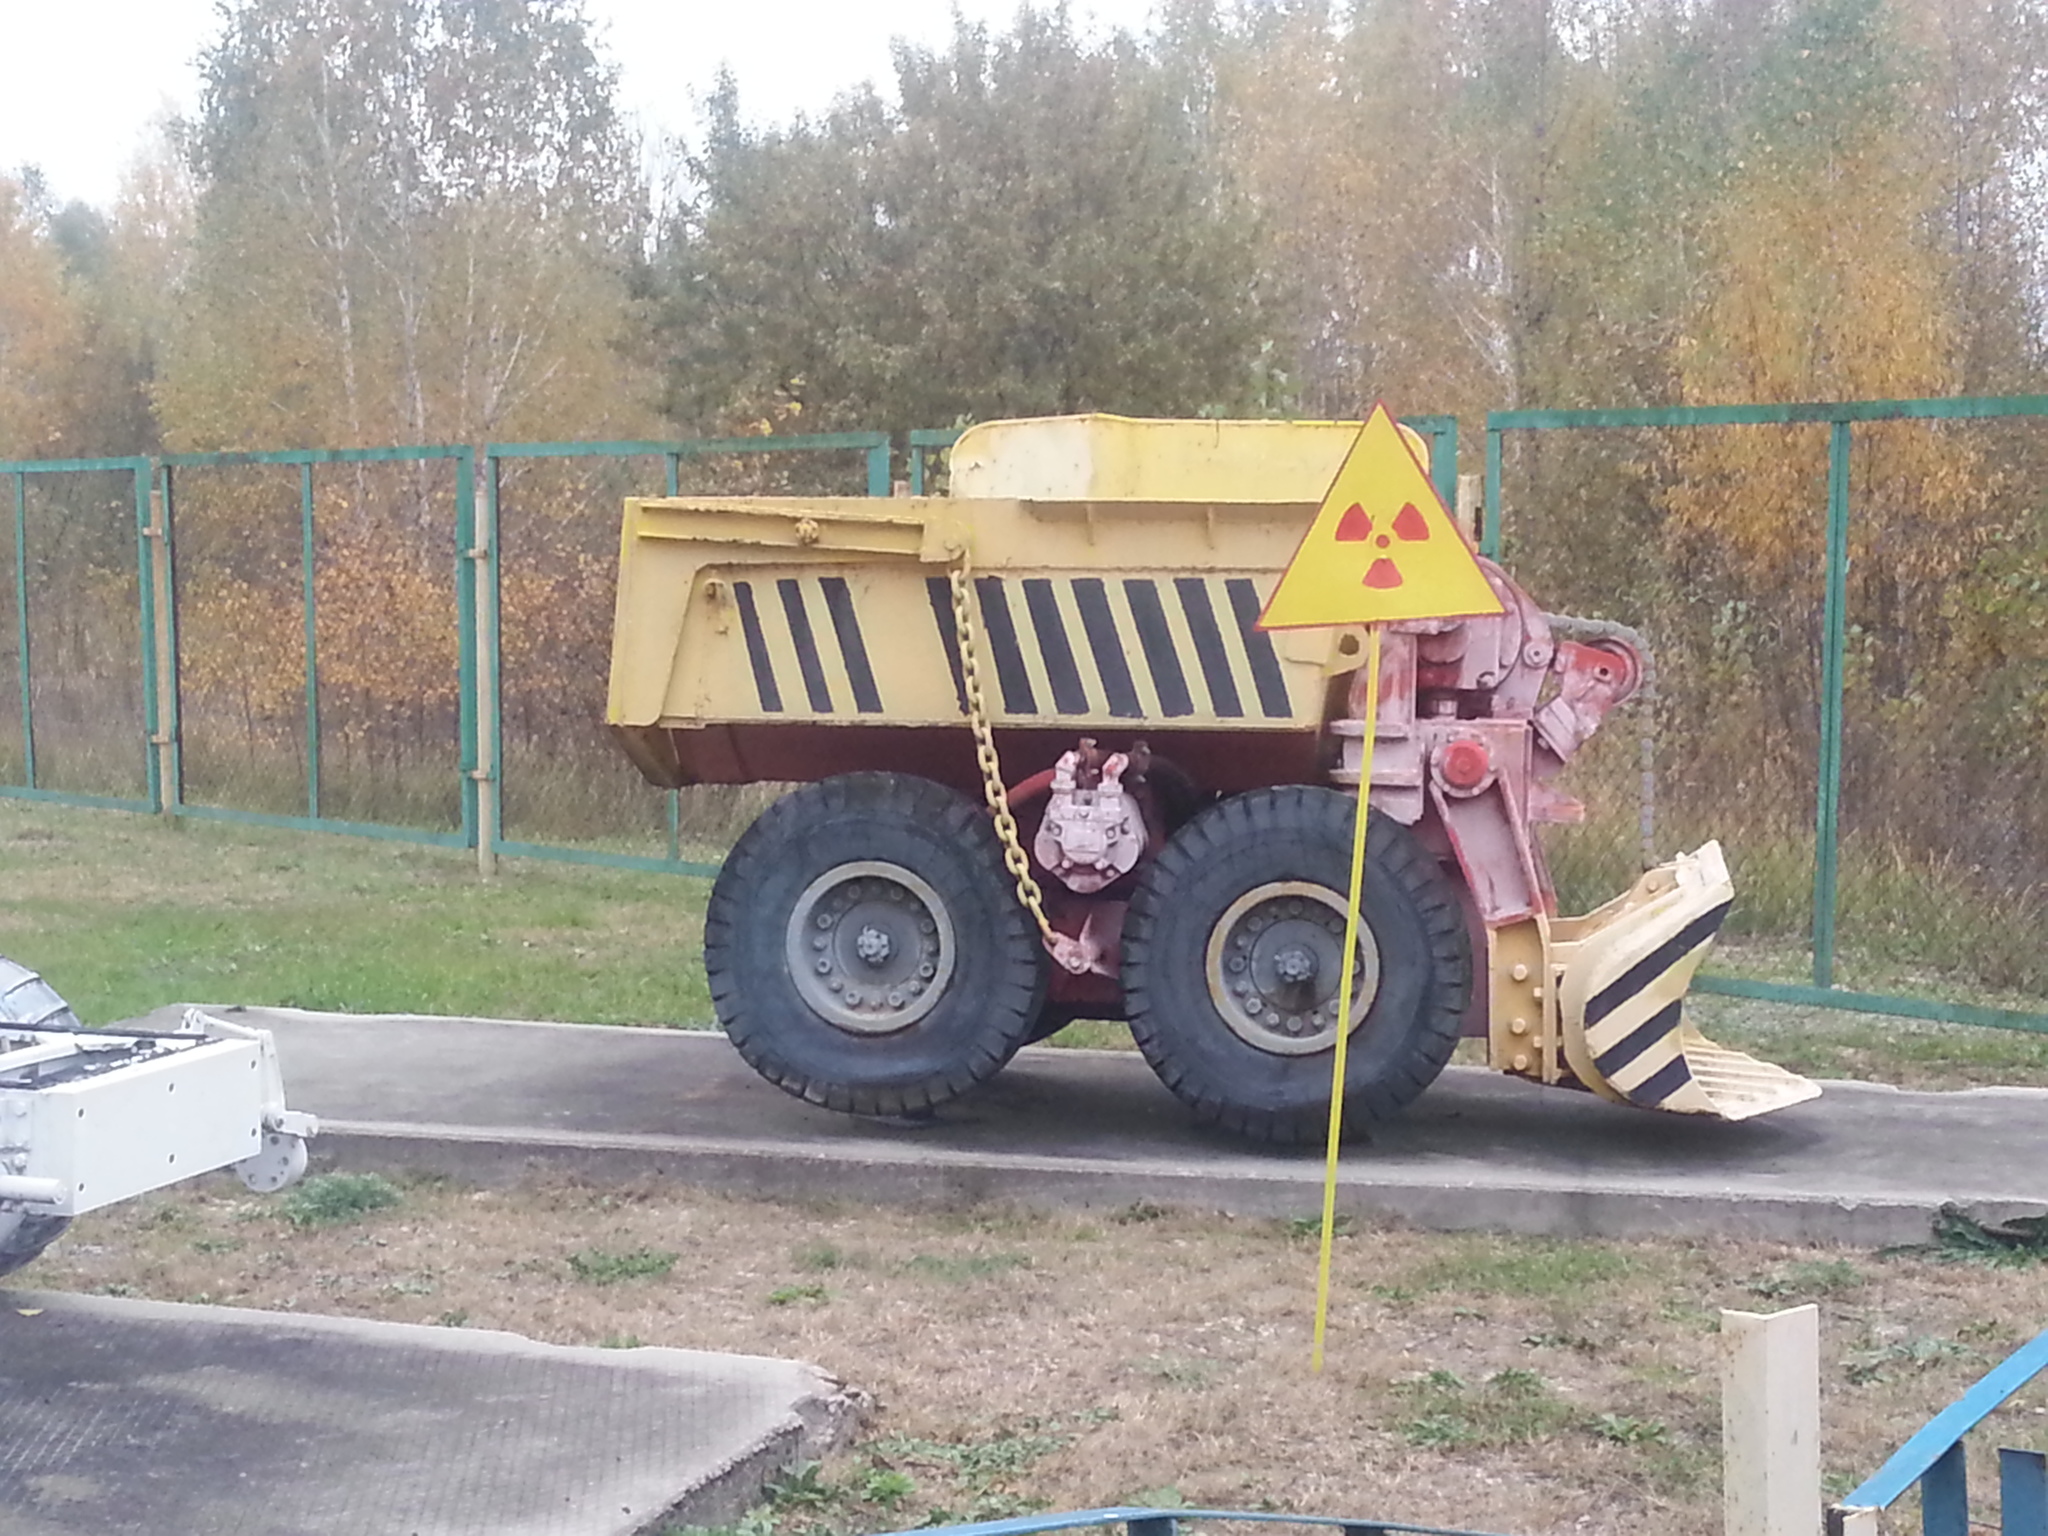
[948,552,1057,946]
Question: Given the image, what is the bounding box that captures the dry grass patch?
[12,1175,2048,1536]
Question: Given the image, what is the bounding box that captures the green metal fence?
[156,446,477,848]
[3,407,2043,1037]
[0,457,157,813]
[1484,397,2048,1035]
[479,434,890,878]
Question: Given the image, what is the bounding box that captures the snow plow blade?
[1490,842,1821,1120]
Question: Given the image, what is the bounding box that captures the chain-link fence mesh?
[6,416,2040,1027]
[1494,413,2048,1010]
[167,455,465,833]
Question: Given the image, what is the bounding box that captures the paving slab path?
[0,1290,852,1536]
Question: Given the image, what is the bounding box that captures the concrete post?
[1456,473,1483,545]
[148,481,178,815]
[1724,1304,1822,1536]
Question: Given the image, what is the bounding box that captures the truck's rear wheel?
[706,772,1048,1116]
[1122,786,1471,1144]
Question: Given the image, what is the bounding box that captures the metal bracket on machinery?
[1,962,318,1227]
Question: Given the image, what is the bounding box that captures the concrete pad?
[0,1290,854,1536]
[137,1006,2048,1246]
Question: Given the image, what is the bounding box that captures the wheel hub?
[1204,880,1381,1056]
[786,860,956,1034]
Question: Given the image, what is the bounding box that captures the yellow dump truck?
[606,415,1818,1142]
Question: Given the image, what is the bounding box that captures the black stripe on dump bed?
[1226,578,1292,718]
[777,578,833,713]
[925,576,968,714]
[973,576,1037,715]
[1072,577,1141,718]
[1124,579,1193,717]
[733,581,782,713]
[820,576,882,713]
[1175,577,1242,718]
[1023,578,1088,715]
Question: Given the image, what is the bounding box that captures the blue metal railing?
[1829,1327,2048,1536]
[871,1506,1513,1536]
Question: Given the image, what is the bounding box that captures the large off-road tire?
[1122,786,1472,1145]
[0,1212,70,1280]
[705,772,1049,1117]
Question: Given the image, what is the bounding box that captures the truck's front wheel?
[706,772,1049,1117]
[1122,786,1471,1144]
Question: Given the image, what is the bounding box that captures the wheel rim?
[1203,880,1381,1056]
[784,860,957,1035]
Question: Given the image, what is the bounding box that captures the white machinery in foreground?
[0,956,317,1278]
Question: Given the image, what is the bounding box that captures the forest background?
[0,0,2044,1003]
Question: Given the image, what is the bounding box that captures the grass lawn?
[0,798,716,1027]
[13,1174,2048,1536]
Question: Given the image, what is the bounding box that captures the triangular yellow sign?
[1258,402,1504,630]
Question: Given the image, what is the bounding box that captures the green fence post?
[665,452,681,497]
[132,462,163,813]
[866,440,891,498]
[300,462,320,819]
[456,450,480,854]
[485,451,505,872]
[11,471,32,790]
[1813,420,1852,990]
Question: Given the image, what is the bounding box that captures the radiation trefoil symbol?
[1333,499,1432,589]
[1257,402,1504,630]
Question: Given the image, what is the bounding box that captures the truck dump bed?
[606,415,1418,792]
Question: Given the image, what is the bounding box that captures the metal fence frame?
[2,409,2043,1035]
[155,445,479,849]
[1828,1325,2048,1536]
[0,456,159,813]
[1485,397,2048,1035]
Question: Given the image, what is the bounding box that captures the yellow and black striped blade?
[1559,842,1821,1120]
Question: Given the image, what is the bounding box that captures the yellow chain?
[949,553,1057,945]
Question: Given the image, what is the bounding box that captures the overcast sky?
[0,0,1162,209]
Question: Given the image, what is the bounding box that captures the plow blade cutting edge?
[1497,842,1821,1120]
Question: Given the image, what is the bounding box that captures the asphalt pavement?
[138,1005,2048,1248]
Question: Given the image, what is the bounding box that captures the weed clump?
[278,1172,402,1229]
[567,1246,679,1284]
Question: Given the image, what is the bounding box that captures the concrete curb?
[306,1117,1992,1247]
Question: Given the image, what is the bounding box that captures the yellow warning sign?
[1257,402,1504,630]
